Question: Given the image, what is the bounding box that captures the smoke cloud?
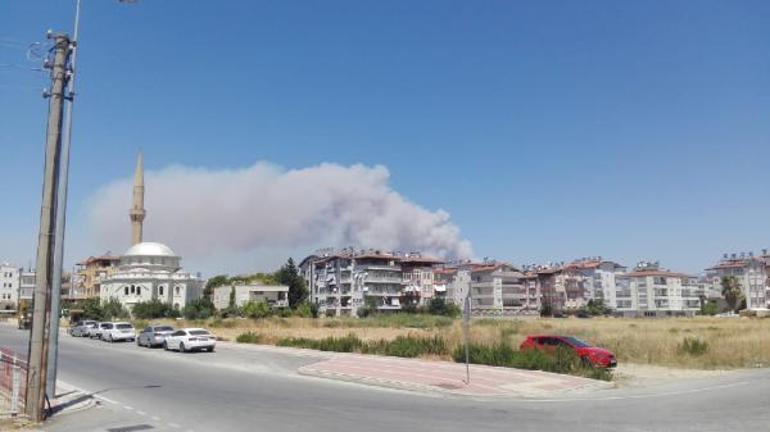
[86,161,472,272]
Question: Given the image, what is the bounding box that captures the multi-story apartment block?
[615,261,701,317]
[536,266,566,311]
[562,258,626,309]
[469,263,538,316]
[0,263,19,311]
[705,251,769,310]
[18,269,35,302]
[74,254,120,299]
[301,250,442,317]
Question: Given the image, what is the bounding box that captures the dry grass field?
[137,315,770,370]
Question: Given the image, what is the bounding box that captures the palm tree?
[721,276,743,312]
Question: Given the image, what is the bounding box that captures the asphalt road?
[2,324,770,432]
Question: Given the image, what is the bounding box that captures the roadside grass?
[275,333,448,358]
[134,315,770,370]
[452,343,612,381]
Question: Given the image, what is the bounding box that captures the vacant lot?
[136,315,770,369]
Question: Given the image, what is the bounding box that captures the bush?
[540,302,553,317]
[132,299,178,319]
[426,298,461,318]
[361,335,448,358]
[235,332,263,344]
[277,333,448,358]
[292,302,315,318]
[102,298,129,320]
[277,334,364,352]
[241,301,272,319]
[452,343,612,381]
[701,300,719,316]
[182,298,216,320]
[678,337,709,356]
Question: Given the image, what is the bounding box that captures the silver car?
[70,320,98,337]
[137,325,175,348]
[91,322,113,339]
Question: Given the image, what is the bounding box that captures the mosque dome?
[124,242,177,257]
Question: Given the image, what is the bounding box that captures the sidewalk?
[226,343,613,398]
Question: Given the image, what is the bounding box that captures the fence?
[0,347,27,416]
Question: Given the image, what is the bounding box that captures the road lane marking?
[168,422,181,428]
[58,380,119,405]
[137,410,147,416]
[152,416,161,421]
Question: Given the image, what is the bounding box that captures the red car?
[520,335,617,368]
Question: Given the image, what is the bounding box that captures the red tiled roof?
[625,270,692,278]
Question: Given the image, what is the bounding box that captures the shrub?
[132,299,178,319]
[678,337,709,356]
[102,298,129,320]
[426,298,461,318]
[277,334,364,352]
[240,301,272,319]
[235,332,263,344]
[292,302,315,318]
[278,333,448,358]
[452,343,612,381]
[362,335,448,358]
[182,298,216,320]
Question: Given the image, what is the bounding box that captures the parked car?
[137,325,175,348]
[519,335,617,368]
[163,328,216,353]
[91,322,113,339]
[70,320,98,337]
[101,322,136,342]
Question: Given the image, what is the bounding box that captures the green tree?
[102,298,129,320]
[540,300,553,317]
[182,297,216,320]
[78,298,104,321]
[426,297,461,317]
[204,274,230,298]
[275,258,308,308]
[721,276,744,312]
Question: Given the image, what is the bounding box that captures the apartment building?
[561,258,627,309]
[0,263,19,311]
[302,251,400,316]
[74,254,120,299]
[615,261,701,317]
[401,255,443,306]
[536,266,566,311]
[18,270,35,301]
[705,251,769,310]
[212,284,289,310]
[469,263,538,316]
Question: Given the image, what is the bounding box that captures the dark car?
[520,335,617,368]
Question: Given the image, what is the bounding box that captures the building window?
[159,286,164,296]
[175,286,180,295]
[124,286,129,296]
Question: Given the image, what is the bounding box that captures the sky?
[1,1,769,276]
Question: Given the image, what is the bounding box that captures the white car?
[101,322,136,342]
[163,328,216,353]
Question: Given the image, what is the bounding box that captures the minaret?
[129,152,146,245]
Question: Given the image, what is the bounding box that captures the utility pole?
[47,0,83,396]
[26,32,72,422]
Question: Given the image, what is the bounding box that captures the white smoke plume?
[86,161,473,271]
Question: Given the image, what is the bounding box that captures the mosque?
[99,154,203,311]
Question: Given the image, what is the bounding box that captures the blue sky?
[2,1,769,275]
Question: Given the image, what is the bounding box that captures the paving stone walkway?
[298,353,613,397]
